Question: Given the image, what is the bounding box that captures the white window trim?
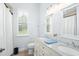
[16,33,30,37]
[16,11,30,36]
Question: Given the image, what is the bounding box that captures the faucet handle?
[53,34,57,37]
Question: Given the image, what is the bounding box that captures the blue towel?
[44,39,57,44]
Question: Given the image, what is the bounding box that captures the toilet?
[27,43,34,55]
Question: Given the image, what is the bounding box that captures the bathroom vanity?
[34,38,61,56]
[34,37,79,56]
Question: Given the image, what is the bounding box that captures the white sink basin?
[58,46,79,56]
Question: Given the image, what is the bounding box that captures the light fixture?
[47,3,73,15]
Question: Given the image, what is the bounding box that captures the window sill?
[16,34,30,37]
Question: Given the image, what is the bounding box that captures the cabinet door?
[46,49,60,56]
[34,44,40,56]
[34,39,40,56]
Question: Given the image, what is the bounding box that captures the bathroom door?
[0,4,13,56]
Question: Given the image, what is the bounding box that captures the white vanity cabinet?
[34,39,60,56]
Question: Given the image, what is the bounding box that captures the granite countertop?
[38,37,79,56]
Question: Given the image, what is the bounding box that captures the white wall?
[39,3,64,37]
[51,10,63,35]
[77,5,79,35]
[12,8,17,48]
[39,3,52,37]
[11,3,40,48]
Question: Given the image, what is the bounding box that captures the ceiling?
[9,3,40,9]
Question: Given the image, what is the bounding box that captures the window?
[17,11,29,36]
[46,15,53,33]
[46,17,50,32]
[63,7,77,35]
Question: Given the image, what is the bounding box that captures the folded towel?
[44,39,57,44]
